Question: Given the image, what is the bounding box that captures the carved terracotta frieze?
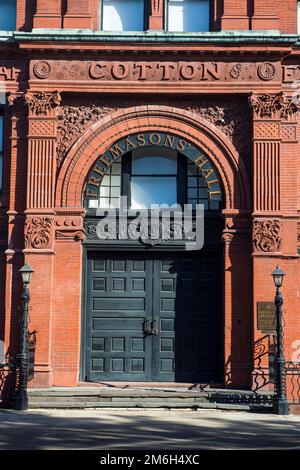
[253,219,281,253]
[30,60,281,84]
[24,216,53,249]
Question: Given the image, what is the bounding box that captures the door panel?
[86,254,153,381]
[86,251,221,382]
[152,253,220,382]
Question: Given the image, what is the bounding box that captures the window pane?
[132,153,177,175]
[167,0,210,32]
[0,0,16,30]
[131,176,177,209]
[102,0,144,31]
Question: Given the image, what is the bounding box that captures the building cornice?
[12,29,299,45]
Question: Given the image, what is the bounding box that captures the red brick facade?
[1,1,300,406]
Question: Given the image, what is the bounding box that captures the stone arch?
[56,105,251,211]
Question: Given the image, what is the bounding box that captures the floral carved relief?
[249,93,300,120]
[253,220,281,253]
[24,217,53,249]
[25,91,61,116]
[56,97,251,166]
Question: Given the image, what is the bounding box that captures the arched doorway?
[81,132,224,383]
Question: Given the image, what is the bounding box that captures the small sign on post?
[257,302,277,332]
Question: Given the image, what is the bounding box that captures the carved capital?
[253,219,281,253]
[55,211,85,242]
[249,93,300,120]
[24,216,54,249]
[7,93,24,115]
[222,213,251,246]
[24,91,61,116]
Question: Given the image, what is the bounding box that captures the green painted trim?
[12,29,299,45]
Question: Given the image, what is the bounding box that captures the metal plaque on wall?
[257,302,277,332]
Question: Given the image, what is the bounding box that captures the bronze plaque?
[257,302,277,332]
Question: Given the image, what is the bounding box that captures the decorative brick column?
[4,94,27,370]
[23,91,61,387]
[51,209,85,386]
[221,0,249,30]
[222,210,252,389]
[63,0,92,29]
[33,0,62,28]
[249,93,300,392]
[149,0,164,30]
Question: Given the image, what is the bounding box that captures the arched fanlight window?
[86,146,222,211]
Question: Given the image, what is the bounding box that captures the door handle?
[143,319,159,336]
[151,320,159,335]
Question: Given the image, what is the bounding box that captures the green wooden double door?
[85,251,221,383]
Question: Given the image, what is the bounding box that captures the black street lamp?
[14,263,34,411]
[271,265,289,415]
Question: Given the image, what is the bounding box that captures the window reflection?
[0,0,16,30]
[131,176,177,209]
[167,0,210,33]
[102,0,144,31]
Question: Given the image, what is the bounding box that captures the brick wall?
[14,0,298,33]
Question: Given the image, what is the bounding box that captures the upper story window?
[0,0,16,31]
[102,0,145,31]
[167,0,210,32]
[0,114,3,192]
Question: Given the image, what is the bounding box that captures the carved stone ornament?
[55,214,85,242]
[249,93,300,119]
[33,61,52,79]
[253,220,281,253]
[7,93,24,113]
[57,97,251,165]
[25,91,61,116]
[24,217,53,249]
[257,63,276,81]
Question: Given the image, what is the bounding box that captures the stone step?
[28,400,272,411]
[27,387,274,411]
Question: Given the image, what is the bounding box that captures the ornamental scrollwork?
[253,219,281,253]
[24,91,61,116]
[24,217,53,249]
[249,93,300,119]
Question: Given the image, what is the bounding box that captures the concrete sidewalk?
[0,408,300,450]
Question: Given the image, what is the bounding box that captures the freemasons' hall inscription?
[30,60,281,83]
[85,132,222,202]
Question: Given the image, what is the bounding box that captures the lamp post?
[272,265,289,415]
[14,263,34,411]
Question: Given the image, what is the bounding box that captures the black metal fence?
[285,361,300,404]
